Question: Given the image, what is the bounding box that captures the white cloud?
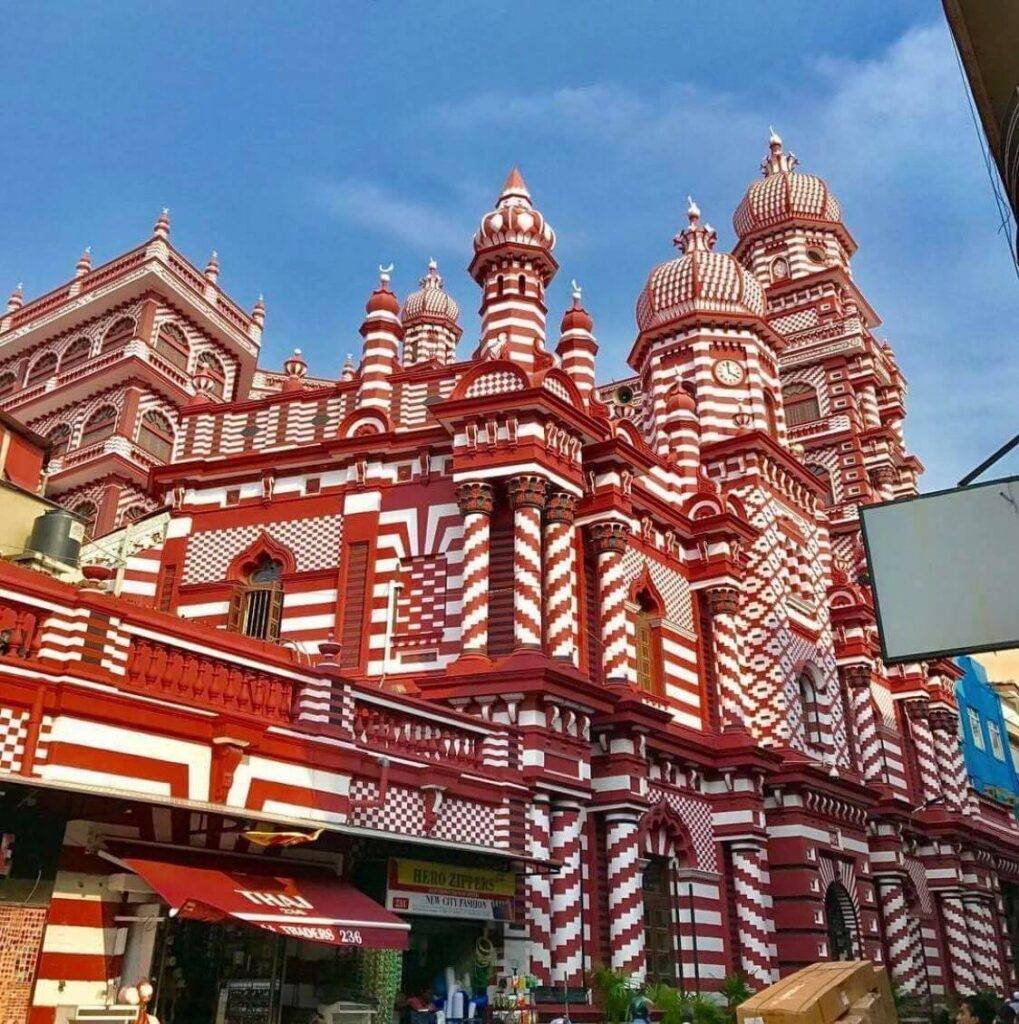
[310,178,473,256]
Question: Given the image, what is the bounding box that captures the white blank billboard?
[859,476,1019,663]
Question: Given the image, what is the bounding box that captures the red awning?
[115,849,409,950]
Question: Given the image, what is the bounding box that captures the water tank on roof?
[27,508,84,567]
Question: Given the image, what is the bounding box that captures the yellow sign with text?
[390,859,515,898]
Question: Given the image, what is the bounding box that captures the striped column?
[964,895,1004,992]
[508,475,547,650]
[930,709,967,811]
[555,284,598,402]
[456,482,494,657]
[527,795,553,984]
[840,665,885,782]
[904,700,941,804]
[605,811,646,979]
[545,492,579,665]
[875,875,929,998]
[940,894,977,995]
[729,842,777,987]
[589,521,633,686]
[705,587,747,731]
[356,269,402,411]
[550,800,584,985]
[662,387,701,487]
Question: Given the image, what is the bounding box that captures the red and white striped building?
[1,134,1018,1020]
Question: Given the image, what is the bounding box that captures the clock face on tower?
[713,358,746,387]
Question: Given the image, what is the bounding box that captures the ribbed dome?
[733,131,842,239]
[473,168,556,256]
[401,260,460,326]
[636,199,765,333]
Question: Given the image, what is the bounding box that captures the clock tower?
[630,197,787,460]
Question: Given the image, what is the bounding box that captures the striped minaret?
[544,492,579,665]
[528,795,553,984]
[704,586,748,731]
[555,281,598,403]
[729,842,777,987]
[940,894,977,995]
[550,800,584,985]
[662,383,701,487]
[605,810,646,979]
[589,521,633,686]
[469,168,558,372]
[904,700,941,804]
[356,266,402,411]
[456,482,494,658]
[875,875,929,998]
[507,475,547,650]
[840,665,885,782]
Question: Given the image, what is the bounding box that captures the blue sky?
[0,1,1015,488]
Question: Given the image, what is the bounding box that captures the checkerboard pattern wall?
[0,708,28,774]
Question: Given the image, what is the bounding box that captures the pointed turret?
[470,168,557,371]
[556,280,598,403]
[356,265,402,411]
[75,247,92,278]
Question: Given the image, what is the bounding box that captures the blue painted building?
[956,656,1019,804]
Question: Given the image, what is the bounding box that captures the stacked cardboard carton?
[737,962,897,1024]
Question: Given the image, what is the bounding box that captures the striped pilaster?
[456,482,494,657]
[508,475,547,650]
[841,665,884,782]
[940,894,977,996]
[705,587,747,731]
[590,522,633,686]
[729,842,777,987]
[904,701,941,804]
[605,811,646,979]
[875,875,929,998]
[527,796,553,984]
[544,492,579,665]
[930,709,967,811]
[964,895,1004,992]
[550,801,584,986]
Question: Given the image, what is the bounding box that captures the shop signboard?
[386,858,515,921]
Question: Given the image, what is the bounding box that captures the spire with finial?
[498,166,532,207]
[761,127,798,176]
[251,294,265,328]
[75,247,92,278]
[673,196,718,254]
[6,283,23,313]
[205,251,219,285]
[153,207,170,239]
[281,348,308,392]
[341,353,357,381]
[357,264,403,410]
[557,278,598,401]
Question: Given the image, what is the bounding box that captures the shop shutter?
[486,504,514,657]
[227,588,244,632]
[267,586,284,642]
[339,542,369,668]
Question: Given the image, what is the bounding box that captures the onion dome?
[733,129,842,240]
[471,168,556,278]
[560,279,594,333]
[366,264,400,315]
[281,348,308,392]
[401,259,460,327]
[636,198,765,333]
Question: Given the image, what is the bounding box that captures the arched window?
[196,351,226,397]
[79,405,118,449]
[797,670,823,753]
[763,392,779,437]
[25,352,57,386]
[46,424,72,459]
[101,317,135,352]
[782,383,821,427]
[807,463,834,505]
[824,882,860,961]
[72,501,98,540]
[153,323,190,371]
[60,337,92,373]
[230,555,284,641]
[634,589,663,696]
[0,372,16,397]
[496,275,504,297]
[136,410,175,460]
